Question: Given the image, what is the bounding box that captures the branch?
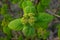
[46,9,60,18]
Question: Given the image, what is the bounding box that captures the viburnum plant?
[8,0,54,40]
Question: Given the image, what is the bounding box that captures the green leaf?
[28,15,36,26]
[41,0,50,6]
[22,26,36,38]
[3,27,11,39]
[37,12,54,29]
[0,37,8,40]
[18,35,23,40]
[58,29,60,38]
[38,12,53,22]
[37,3,45,12]
[18,0,24,8]
[37,27,49,39]
[22,1,33,8]
[3,27,11,35]
[1,4,8,15]
[24,6,36,14]
[57,24,60,29]
[57,24,60,38]
[1,18,9,27]
[8,19,23,31]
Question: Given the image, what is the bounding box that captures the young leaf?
[22,1,33,8]
[37,12,54,29]
[22,26,36,38]
[41,0,50,6]
[24,6,36,14]
[37,27,49,39]
[3,27,11,39]
[8,19,23,31]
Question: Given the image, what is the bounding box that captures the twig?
[46,9,60,18]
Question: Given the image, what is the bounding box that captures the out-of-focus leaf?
[18,35,23,40]
[22,26,36,38]
[1,4,8,15]
[3,27,11,35]
[41,0,50,6]
[37,27,49,39]
[8,19,23,31]
[37,3,45,12]
[37,12,54,29]
[24,6,36,14]
[3,27,11,39]
[22,1,33,8]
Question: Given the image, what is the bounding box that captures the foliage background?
[0,0,60,40]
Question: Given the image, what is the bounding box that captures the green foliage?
[24,6,36,14]
[38,12,53,22]
[37,3,45,12]
[36,12,54,29]
[28,15,36,25]
[3,27,12,39]
[18,0,24,8]
[41,0,50,6]
[21,13,36,26]
[22,1,33,9]
[0,37,8,40]
[56,24,60,38]
[0,0,58,40]
[7,0,52,39]
[1,4,8,15]
[37,0,50,13]
[8,19,23,31]
[3,27,11,35]
[1,18,8,27]
[18,35,24,40]
[22,26,36,38]
[11,0,21,4]
[37,27,49,39]
[58,29,60,38]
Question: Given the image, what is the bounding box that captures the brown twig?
[46,9,60,19]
